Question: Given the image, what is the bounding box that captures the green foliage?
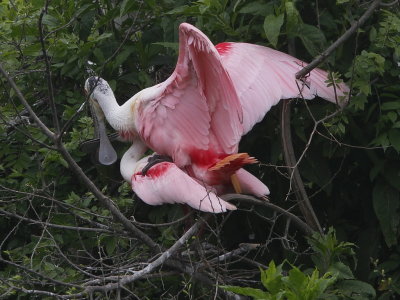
[0,0,399,298]
[223,261,337,300]
[308,227,356,274]
[222,229,377,300]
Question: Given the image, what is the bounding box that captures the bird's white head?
[84,76,118,165]
[84,76,118,121]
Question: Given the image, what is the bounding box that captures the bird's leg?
[230,173,242,194]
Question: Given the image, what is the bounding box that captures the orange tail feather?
[208,153,258,173]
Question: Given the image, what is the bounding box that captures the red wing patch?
[189,148,227,168]
[143,162,172,179]
[215,42,232,56]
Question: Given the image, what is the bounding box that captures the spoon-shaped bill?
[89,100,118,165]
[97,117,118,165]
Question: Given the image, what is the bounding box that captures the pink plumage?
[86,22,349,213]
[131,161,236,213]
[216,42,349,134]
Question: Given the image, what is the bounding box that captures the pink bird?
[120,138,237,213]
[85,22,348,213]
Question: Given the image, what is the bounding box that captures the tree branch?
[56,142,160,251]
[296,0,382,79]
[81,218,205,295]
[0,62,54,140]
[221,194,314,235]
[38,1,60,133]
[281,39,322,233]
[280,100,323,233]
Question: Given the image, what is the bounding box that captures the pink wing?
[132,162,237,213]
[217,42,349,134]
[137,23,243,167]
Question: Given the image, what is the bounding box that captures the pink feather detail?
[131,162,236,213]
[215,42,232,56]
[118,130,136,142]
[128,23,349,201]
[136,23,244,171]
[217,42,349,134]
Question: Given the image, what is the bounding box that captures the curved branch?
[281,39,322,233]
[280,100,322,233]
[221,194,314,235]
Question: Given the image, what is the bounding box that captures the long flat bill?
[97,117,117,165]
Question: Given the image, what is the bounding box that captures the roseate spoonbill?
[121,137,237,213]
[85,22,348,210]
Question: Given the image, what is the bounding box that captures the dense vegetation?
[0,0,399,299]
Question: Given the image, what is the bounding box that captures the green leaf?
[263,14,284,48]
[42,14,59,28]
[285,266,306,291]
[261,261,283,294]
[373,182,400,247]
[389,129,400,151]
[285,1,300,34]
[113,47,135,68]
[77,10,95,41]
[328,262,354,279]
[153,42,179,52]
[335,280,376,299]
[105,236,117,255]
[220,286,269,298]
[238,1,272,15]
[381,101,400,110]
[120,0,137,17]
[297,24,326,57]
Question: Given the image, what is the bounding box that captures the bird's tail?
[208,153,258,173]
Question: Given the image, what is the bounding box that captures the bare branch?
[0,62,55,139]
[82,218,204,294]
[296,0,382,79]
[281,39,322,233]
[38,1,60,133]
[380,0,399,6]
[0,208,113,233]
[56,141,160,251]
[221,194,314,235]
[280,99,322,233]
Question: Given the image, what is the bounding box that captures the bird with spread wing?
[85,23,349,213]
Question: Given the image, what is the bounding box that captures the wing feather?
[137,23,243,167]
[132,162,236,213]
[217,43,349,134]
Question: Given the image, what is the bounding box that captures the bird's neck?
[120,138,148,182]
[96,92,137,133]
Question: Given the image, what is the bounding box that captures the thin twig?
[0,208,113,233]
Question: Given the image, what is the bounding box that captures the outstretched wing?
[137,23,243,167]
[132,162,236,213]
[216,42,349,134]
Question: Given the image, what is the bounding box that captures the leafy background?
[0,0,399,299]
